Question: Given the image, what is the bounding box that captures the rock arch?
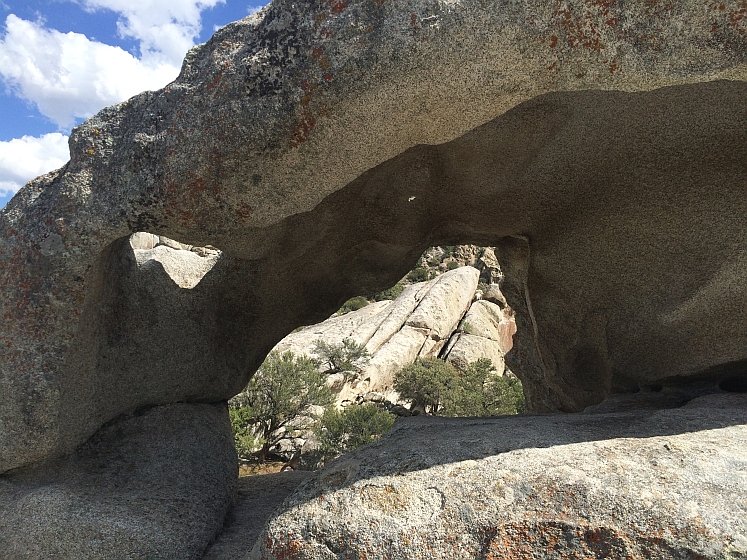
[1,0,747,556]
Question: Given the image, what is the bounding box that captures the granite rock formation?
[0,403,236,559]
[251,394,747,560]
[0,0,746,555]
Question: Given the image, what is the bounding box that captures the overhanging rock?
[0,0,746,555]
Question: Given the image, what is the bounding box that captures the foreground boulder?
[251,394,747,559]
[0,403,236,559]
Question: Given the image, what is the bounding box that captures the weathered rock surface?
[251,394,747,560]
[0,403,237,559]
[132,236,222,289]
[405,266,478,341]
[444,332,506,373]
[1,0,747,554]
[443,298,516,371]
[274,300,393,355]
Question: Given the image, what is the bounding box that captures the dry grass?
[238,461,286,477]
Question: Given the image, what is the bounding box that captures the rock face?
[1,0,747,554]
[251,394,747,560]
[273,266,513,406]
[444,299,515,371]
[0,403,236,559]
[131,233,222,289]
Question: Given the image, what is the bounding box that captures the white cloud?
[0,133,69,196]
[0,15,180,129]
[77,0,224,65]
[0,1,228,198]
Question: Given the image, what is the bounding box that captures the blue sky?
[0,0,268,209]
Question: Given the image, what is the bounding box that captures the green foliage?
[442,245,456,258]
[337,296,369,315]
[394,357,525,417]
[442,358,525,416]
[483,370,525,416]
[427,257,441,267]
[373,281,405,301]
[229,405,260,459]
[407,267,430,283]
[313,338,370,376]
[447,261,460,271]
[231,350,333,461]
[393,357,460,415]
[314,403,396,464]
[461,320,474,334]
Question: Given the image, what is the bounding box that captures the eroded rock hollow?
[1,0,746,556]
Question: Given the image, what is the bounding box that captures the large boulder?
[443,297,516,371]
[251,393,747,560]
[2,0,747,472]
[0,403,236,559]
[1,0,747,554]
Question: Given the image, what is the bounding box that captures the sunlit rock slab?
[251,394,747,559]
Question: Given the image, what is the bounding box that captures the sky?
[0,0,268,210]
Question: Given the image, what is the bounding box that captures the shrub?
[394,357,524,417]
[314,403,396,465]
[230,350,333,462]
[313,338,370,376]
[441,358,525,416]
[447,261,460,271]
[407,267,430,283]
[373,281,405,301]
[337,296,369,315]
[483,371,525,415]
[229,405,259,458]
[393,357,460,415]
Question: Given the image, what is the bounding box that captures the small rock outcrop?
[251,394,747,560]
[131,232,222,289]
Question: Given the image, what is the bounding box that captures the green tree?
[313,338,370,377]
[441,358,525,416]
[231,350,333,462]
[373,281,405,301]
[407,267,430,283]
[314,403,396,465]
[394,357,525,417]
[393,357,460,415]
[482,369,525,416]
[229,405,259,459]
